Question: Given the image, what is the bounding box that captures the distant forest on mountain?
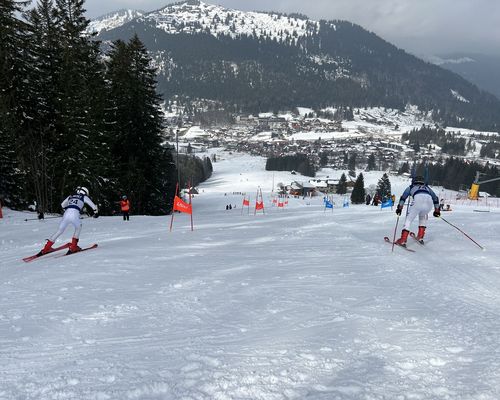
[98,4,500,132]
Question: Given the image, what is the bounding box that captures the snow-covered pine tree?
[351,173,365,204]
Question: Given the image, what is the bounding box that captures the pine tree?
[105,35,177,215]
[18,0,62,213]
[0,0,30,206]
[348,153,356,177]
[367,153,377,171]
[398,162,410,174]
[351,173,366,204]
[14,0,110,212]
[336,173,347,194]
[51,0,107,201]
[376,173,392,200]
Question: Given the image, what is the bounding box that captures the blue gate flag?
[381,199,393,209]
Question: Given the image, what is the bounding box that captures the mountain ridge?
[91,1,500,132]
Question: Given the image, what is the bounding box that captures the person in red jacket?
[120,195,130,221]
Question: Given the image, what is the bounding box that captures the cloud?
[84,0,500,56]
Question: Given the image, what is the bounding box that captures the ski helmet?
[412,176,425,185]
[76,186,89,196]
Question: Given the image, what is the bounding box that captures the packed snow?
[1,151,500,399]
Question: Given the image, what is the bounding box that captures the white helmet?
[76,186,89,196]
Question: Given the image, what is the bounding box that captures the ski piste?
[22,243,70,263]
[59,243,98,257]
[384,236,416,252]
[409,232,425,245]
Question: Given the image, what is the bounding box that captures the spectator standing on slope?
[120,195,131,221]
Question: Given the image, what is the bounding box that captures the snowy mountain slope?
[87,9,144,34]
[90,2,500,131]
[144,0,320,42]
[1,152,500,399]
[89,0,320,43]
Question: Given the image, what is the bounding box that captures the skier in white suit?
[395,176,440,245]
[40,187,98,255]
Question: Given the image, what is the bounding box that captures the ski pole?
[391,214,400,253]
[24,215,62,222]
[440,216,484,250]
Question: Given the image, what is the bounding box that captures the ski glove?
[93,212,99,218]
[395,205,403,216]
[433,208,440,218]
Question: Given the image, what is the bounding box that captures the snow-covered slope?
[89,0,320,42]
[87,9,144,34]
[1,152,500,399]
[143,0,320,41]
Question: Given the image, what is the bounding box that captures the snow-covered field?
[1,152,500,399]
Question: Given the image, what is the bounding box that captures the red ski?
[384,236,416,252]
[22,243,70,263]
[59,243,98,257]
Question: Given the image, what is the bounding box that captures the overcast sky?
[84,0,500,56]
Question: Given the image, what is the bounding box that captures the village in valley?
[164,104,500,198]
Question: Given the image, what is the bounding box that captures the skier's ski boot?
[67,237,81,254]
[395,229,410,246]
[417,226,426,241]
[39,240,54,255]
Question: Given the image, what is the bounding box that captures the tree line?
[401,126,472,156]
[0,0,179,215]
[400,158,500,196]
[176,154,213,189]
[265,154,316,177]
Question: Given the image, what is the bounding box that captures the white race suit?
[49,194,98,242]
[399,184,439,231]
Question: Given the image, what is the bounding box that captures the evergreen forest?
[0,0,178,215]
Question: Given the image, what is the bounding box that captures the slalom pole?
[189,179,193,232]
[170,183,179,232]
[440,216,484,250]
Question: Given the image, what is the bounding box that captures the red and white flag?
[173,196,192,214]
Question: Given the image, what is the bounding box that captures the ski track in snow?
[1,153,500,399]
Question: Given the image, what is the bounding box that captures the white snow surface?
[2,151,500,399]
